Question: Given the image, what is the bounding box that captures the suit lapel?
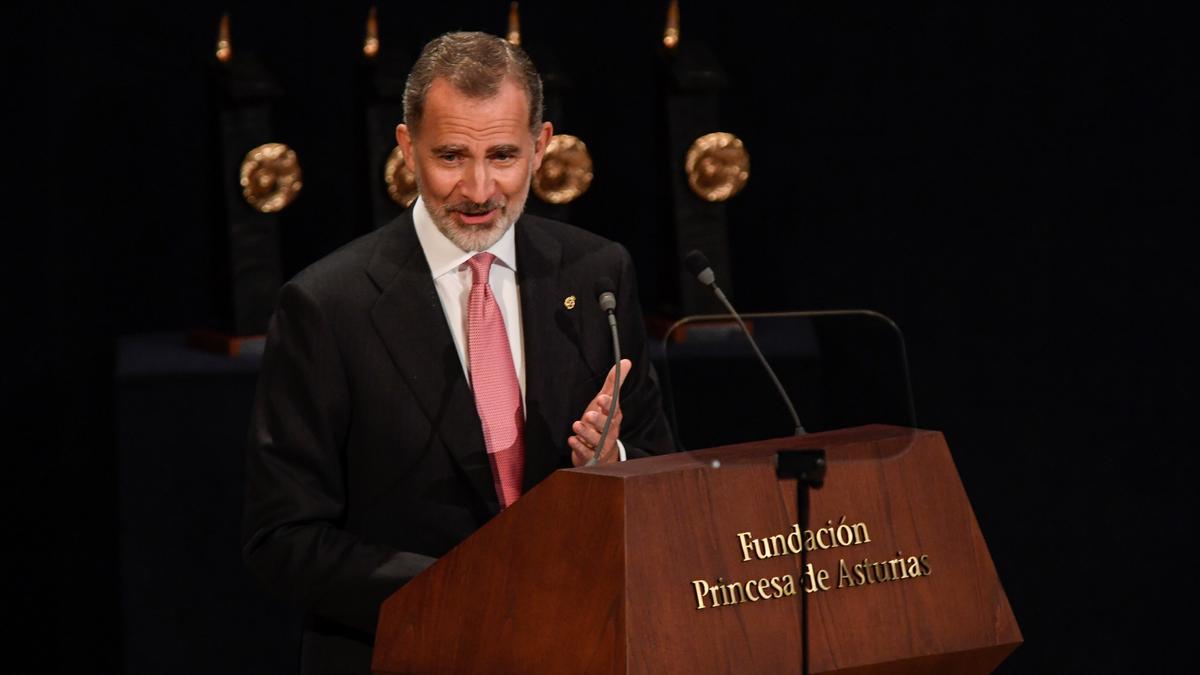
[367,213,498,512]
[517,219,587,490]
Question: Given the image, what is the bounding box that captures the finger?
[594,395,623,421]
[588,408,623,439]
[570,432,597,451]
[568,436,592,466]
[573,419,602,448]
[593,394,612,415]
[585,409,608,430]
[600,359,633,397]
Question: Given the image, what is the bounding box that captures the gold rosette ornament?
[240,143,302,213]
[384,145,419,207]
[533,134,594,205]
[685,132,750,202]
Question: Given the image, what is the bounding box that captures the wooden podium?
[373,425,1021,674]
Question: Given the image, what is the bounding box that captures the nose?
[460,159,494,204]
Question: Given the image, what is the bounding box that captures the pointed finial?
[507,2,521,46]
[215,12,232,63]
[663,0,680,50]
[363,6,380,59]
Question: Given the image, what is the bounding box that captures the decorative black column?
[514,4,594,225]
[358,6,415,234]
[657,3,747,317]
[198,13,290,351]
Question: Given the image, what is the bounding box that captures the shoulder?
[286,215,414,305]
[518,212,631,265]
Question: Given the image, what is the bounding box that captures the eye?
[490,147,520,163]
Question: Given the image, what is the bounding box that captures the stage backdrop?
[16,2,1191,673]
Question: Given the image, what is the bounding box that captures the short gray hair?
[403,31,544,136]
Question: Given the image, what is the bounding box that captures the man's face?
[397,77,552,252]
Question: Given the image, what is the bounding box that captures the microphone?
[683,250,806,435]
[686,250,815,675]
[586,277,622,466]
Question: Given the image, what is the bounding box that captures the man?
[242,31,675,673]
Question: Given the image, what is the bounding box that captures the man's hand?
[569,359,630,467]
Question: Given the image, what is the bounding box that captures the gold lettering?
[816,567,831,591]
[838,559,855,588]
[800,563,817,593]
[771,576,785,597]
[752,537,772,560]
[707,579,722,606]
[726,581,746,605]
[694,521,918,610]
[798,563,831,593]
[863,558,875,583]
[769,534,787,557]
[875,560,891,582]
[919,555,932,576]
[815,527,831,549]
[782,574,797,596]
[692,580,710,609]
[906,556,922,577]
[787,524,803,553]
[736,532,755,562]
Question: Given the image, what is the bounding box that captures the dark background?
[12,1,1193,672]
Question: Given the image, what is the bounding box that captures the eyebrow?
[428,144,522,156]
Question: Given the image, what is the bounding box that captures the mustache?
[445,199,505,215]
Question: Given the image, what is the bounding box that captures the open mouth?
[455,209,498,226]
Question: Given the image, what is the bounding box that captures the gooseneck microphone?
[586,277,622,466]
[685,250,820,675]
[683,250,807,436]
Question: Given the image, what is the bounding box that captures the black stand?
[776,449,827,675]
[205,52,284,338]
[523,43,576,224]
[357,49,411,233]
[658,40,733,315]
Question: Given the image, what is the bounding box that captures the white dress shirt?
[412,197,624,460]
[413,197,526,407]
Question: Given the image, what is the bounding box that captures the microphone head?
[684,249,716,286]
[594,277,617,312]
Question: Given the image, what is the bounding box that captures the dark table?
[115,333,300,674]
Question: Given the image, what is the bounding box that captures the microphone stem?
[711,285,806,436]
[588,312,622,465]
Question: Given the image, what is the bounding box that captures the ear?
[396,123,415,171]
[531,121,553,172]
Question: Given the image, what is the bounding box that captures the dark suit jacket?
[242,210,675,673]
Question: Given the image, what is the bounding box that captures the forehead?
[416,77,532,146]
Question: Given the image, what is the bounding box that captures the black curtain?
[13,2,1192,672]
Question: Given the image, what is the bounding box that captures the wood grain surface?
[373,425,1021,674]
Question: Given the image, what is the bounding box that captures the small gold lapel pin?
[563,295,576,310]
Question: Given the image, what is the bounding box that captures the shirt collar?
[412,197,518,279]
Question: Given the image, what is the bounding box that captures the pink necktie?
[466,253,525,508]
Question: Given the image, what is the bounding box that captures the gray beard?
[414,166,532,252]
[428,198,523,252]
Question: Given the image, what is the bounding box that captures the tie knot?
[467,252,496,286]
